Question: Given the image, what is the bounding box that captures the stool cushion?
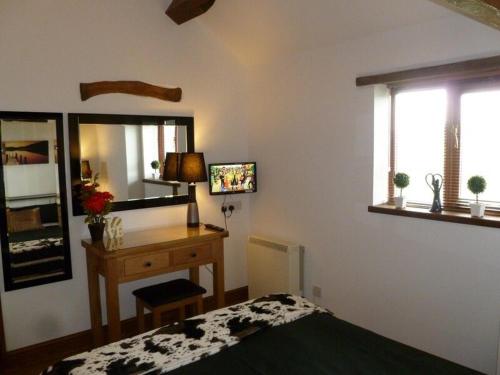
[133,279,206,308]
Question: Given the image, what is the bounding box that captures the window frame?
[388,77,500,216]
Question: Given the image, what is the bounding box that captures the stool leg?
[152,309,162,328]
[136,299,145,334]
[179,306,186,321]
[196,297,204,315]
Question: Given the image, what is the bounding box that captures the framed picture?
[1,140,49,165]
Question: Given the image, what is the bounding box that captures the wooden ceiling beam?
[431,0,500,30]
[484,0,500,9]
[166,0,215,25]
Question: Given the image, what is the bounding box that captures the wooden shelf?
[368,204,500,229]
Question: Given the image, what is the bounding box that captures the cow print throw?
[42,294,328,375]
[10,237,62,253]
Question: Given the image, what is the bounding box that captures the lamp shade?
[162,152,180,181]
[178,152,207,183]
[81,160,92,179]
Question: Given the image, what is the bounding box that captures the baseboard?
[0,286,248,373]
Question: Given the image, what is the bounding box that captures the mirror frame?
[0,111,72,291]
[68,113,194,216]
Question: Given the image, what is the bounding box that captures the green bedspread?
[9,225,62,243]
[169,312,481,375]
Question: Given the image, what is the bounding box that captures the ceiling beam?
[431,0,500,30]
[166,0,215,25]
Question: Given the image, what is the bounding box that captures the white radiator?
[247,235,303,299]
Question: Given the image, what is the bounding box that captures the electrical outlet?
[226,200,242,211]
[313,286,322,298]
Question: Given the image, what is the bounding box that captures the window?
[460,89,500,204]
[390,80,500,213]
[163,125,177,154]
[394,89,447,204]
[141,125,178,179]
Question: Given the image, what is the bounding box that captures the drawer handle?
[144,261,152,267]
[190,252,197,258]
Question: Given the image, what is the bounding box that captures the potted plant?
[467,175,486,218]
[151,160,160,179]
[80,174,114,242]
[393,172,410,209]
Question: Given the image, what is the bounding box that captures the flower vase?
[88,222,106,242]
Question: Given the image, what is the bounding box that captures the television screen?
[209,162,257,195]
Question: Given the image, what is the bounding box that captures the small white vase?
[470,202,485,218]
[395,196,407,209]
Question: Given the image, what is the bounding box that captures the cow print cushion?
[42,294,328,375]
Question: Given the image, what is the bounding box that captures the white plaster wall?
[94,125,129,201]
[125,125,145,200]
[248,16,500,375]
[0,0,250,350]
[79,124,101,181]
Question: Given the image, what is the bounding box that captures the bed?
[42,294,480,375]
[6,204,65,282]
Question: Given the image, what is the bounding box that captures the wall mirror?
[69,113,194,215]
[0,112,72,291]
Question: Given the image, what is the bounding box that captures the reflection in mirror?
[69,114,194,215]
[79,123,188,201]
[0,112,72,291]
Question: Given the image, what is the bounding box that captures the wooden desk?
[82,225,228,346]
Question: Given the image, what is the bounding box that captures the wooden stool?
[133,278,206,333]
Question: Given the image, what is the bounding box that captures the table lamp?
[178,152,207,227]
[162,152,180,181]
[81,160,92,181]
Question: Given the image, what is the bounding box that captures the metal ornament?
[425,173,443,213]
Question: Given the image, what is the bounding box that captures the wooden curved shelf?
[80,81,182,102]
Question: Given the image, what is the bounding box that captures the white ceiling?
[196,0,455,66]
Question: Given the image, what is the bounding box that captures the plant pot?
[470,202,486,218]
[394,196,407,209]
[88,223,106,242]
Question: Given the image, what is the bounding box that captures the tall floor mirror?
[0,112,72,291]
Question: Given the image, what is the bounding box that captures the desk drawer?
[171,244,212,266]
[124,253,170,276]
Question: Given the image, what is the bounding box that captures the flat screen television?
[208,162,257,195]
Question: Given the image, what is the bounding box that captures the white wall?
[0,0,250,350]
[248,15,500,375]
[79,124,101,182]
[125,125,145,199]
[95,125,129,201]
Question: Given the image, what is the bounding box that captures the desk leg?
[189,267,201,315]
[105,261,121,343]
[189,266,200,285]
[213,239,225,309]
[86,251,103,347]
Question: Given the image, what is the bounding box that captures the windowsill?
[142,178,181,187]
[368,204,500,229]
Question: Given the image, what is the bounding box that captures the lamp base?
[187,202,200,227]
